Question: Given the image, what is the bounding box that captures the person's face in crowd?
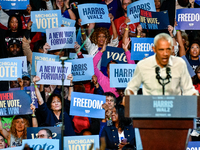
[82,131,92,135]
[15,118,25,132]
[117,89,125,98]
[10,81,19,88]
[107,62,117,78]
[22,77,31,87]
[37,130,52,139]
[154,0,161,10]
[56,0,64,8]
[190,43,200,59]
[9,17,18,32]
[153,39,172,68]
[0,136,5,149]
[8,44,21,56]
[49,50,65,58]
[106,96,115,110]
[111,107,118,122]
[122,0,132,12]
[51,96,62,111]
[38,48,44,53]
[97,32,106,47]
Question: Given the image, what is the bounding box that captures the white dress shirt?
[125,54,198,95]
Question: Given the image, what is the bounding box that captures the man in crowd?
[37,128,53,139]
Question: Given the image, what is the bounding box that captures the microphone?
[166,67,172,79]
[155,67,160,79]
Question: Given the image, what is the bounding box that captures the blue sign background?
[127,0,156,24]
[0,0,29,10]
[31,10,62,33]
[195,0,200,6]
[31,52,59,76]
[101,46,128,67]
[62,17,76,27]
[64,135,99,150]
[0,90,32,116]
[0,58,22,81]
[110,64,137,88]
[131,37,154,60]
[70,92,105,119]
[176,8,200,30]
[140,10,169,30]
[187,141,200,149]
[78,3,110,25]
[181,55,196,77]
[67,57,94,81]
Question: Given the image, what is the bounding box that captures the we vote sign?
[0,90,32,116]
[31,10,62,33]
[0,58,22,81]
[127,0,156,24]
[110,64,137,88]
[46,27,76,50]
[62,17,76,27]
[36,61,72,85]
[67,57,94,81]
[131,37,154,60]
[31,52,59,76]
[140,9,169,30]
[22,139,59,150]
[64,135,99,150]
[78,3,110,25]
[0,0,29,10]
[70,92,106,119]
[101,46,128,67]
[176,8,200,30]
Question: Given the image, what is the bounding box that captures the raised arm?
[64,0,76,20]
[22,36,32,64]
[67,74,73,101]
[110,13,118,40]
[33,76,44,105]
[122,37,135,64]
[30,103,38,127]
[177,30,186,57]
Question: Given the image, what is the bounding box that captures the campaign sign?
[31,10,62,33]
[0,58,22,81]
[3,147,22,150]
[187,141,200,150]
[46,27,76,50]
[36,61,72,85]
[140,9,170,30]
[22,139,59,150]
[78,3,110,25]
[67,57,94,81]
[110,64,137,88]
[64,135,99,150]
[10,56,27,72]
[176,8,200,30]
[0,0,29,10]
[131,37,154,60]
[62,17,76,27]
[101,46,128,67]
[0,90,32,116]
[70,92,106,119]
[127,0,156,24]
[27,127,61,139]
[31,52,59,76]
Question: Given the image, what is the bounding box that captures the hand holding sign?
[67,74,73,86]
[43,43,51,53]
[100,39,107,53]
[122,37,131,52]
[33,76,40,83]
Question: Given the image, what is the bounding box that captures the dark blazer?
[101,125,136,150]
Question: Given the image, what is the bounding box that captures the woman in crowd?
[101,105,136,150]
[33,75,75,136]
[193,65,200,93]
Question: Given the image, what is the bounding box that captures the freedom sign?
[64,135,99,150]
[22,139,59,150]
[131,37,154,60]
[176,8,200,30]
[127,0,156,24]
[46,27,76,50]
[140,9,170,30]
[67,57,94,81]
[0,90,32,116]
[31,10,62,33]
[0,58,22,81]
[36,61,72,85]
[62,17,76,27]
[110,64,137,88]
[70,92,106,119]
[78,3,110,25]
[31,52,59,76]
[101,46,128,67]
[0,0,29,10]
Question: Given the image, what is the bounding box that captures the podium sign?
[125,95,197,118]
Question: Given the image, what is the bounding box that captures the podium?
[124,95,200,150]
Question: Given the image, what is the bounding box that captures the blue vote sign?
[70,92,106,119]
[131,37,154,60]
[0,0,29,10]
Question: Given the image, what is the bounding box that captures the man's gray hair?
[154,33,173,48]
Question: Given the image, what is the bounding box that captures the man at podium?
[125,33,198,96]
